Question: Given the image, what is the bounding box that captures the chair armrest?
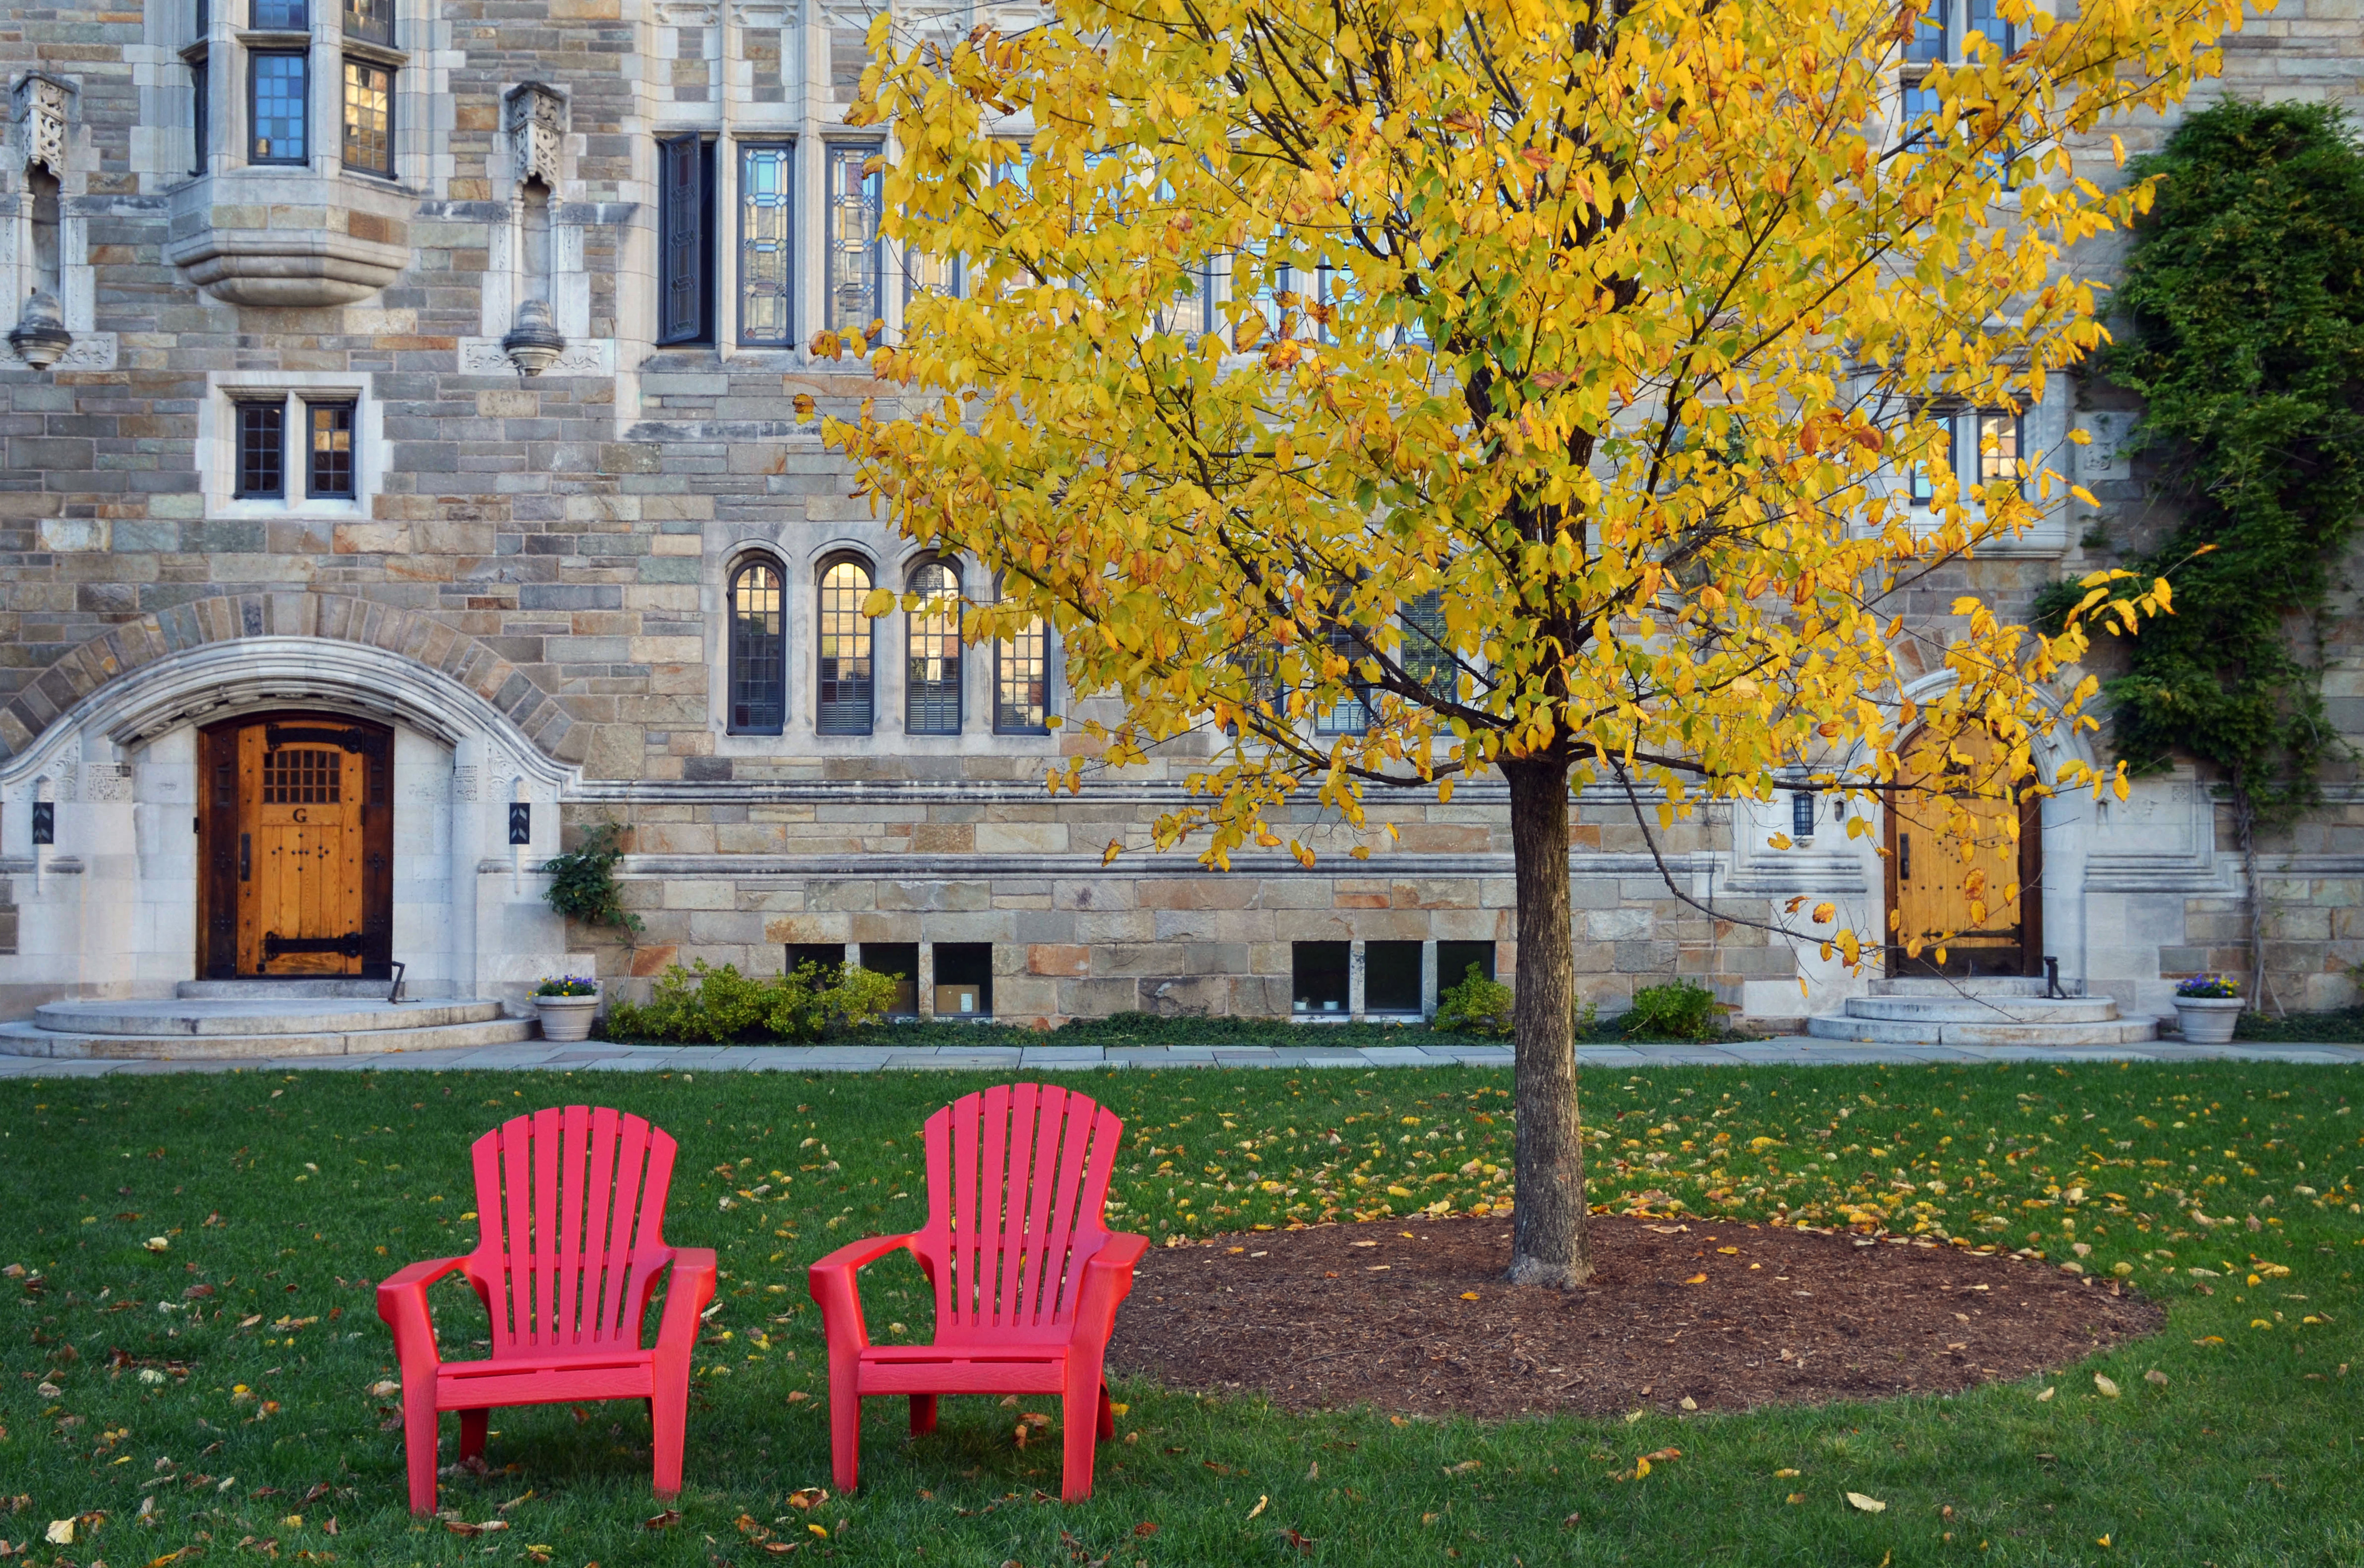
[376,1256,469,1374]
[1070,1231,1150,1349]
[806,1232,914,1350]
[653,1247,719,1353]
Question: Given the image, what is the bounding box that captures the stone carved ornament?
[504,82,566,190]
[14,74,66,178]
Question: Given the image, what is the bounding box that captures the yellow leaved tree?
[826,0,2241,1285]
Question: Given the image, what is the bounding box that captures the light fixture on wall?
[9,288,71,370]
[501,296,565,377]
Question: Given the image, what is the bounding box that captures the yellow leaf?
[1845,1493,1887,1514]
[1246,1496,1268,1521]
[1684,1273,1708,1285]
[2093,1373,2119,1398]
[1774,1468,1800,1478]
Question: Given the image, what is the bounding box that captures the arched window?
[815,557,873,735]
[727,558,784,733]
[906,559,962,734]
[994,599,1051,734]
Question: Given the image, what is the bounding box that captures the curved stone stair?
[0,996,536,1059]
[1805,977,2158,1047]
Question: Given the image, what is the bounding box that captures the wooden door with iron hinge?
[1885,726,2042,978]
[198,713,393,979]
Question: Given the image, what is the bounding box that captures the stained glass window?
[739,143,794,346]
[826,143,883,341]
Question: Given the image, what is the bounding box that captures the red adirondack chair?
[809,1083,1149,1502]
[376,1106,716,1514]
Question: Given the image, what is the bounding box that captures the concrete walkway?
[2,1034,2359,1077]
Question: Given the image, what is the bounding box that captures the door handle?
[240,833,251,882]
[1899,833,1911,882]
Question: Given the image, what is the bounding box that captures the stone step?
[1804,1013,2159,1047]
[32,999,508,1038]
[0,1016,540,1061]
[1844,996,2120,1024]
[175,978,404,1000]
[1866,976,2056,997]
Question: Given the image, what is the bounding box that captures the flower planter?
[535,992,600,1042]
[2172,994,2243,1044]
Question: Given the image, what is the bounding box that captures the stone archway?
[0,593,588,768]
[0,600,585,1016]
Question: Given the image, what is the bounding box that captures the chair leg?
[650,1377,689,1500]
[909,1394,937,1438]
[401,1392,440,1516]
[458,1408,489,1463]
[1060,1383,1099,1504]
[831,1388,863,1495]
[1097,1383,1115,1441]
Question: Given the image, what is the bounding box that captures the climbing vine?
[2067,101,2364,1002]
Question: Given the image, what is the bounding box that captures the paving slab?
[0,1035,2358,1079]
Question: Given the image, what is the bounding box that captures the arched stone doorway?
[1884,725,2044,978]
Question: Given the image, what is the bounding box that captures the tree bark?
[1502,753,1594,1288]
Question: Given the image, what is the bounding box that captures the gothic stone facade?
[0,0,2360,1027]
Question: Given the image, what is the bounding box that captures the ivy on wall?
[2050,102,2364,1000]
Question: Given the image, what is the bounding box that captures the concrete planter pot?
[535,991,600,1042]
[2172,995,2243,1044]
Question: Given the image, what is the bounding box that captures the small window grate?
[261,748,342,804]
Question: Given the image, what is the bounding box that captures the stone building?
[0,0,2359,1048]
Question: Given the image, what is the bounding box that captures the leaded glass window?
[730,559,785,733]
[995,615,1050,734]
[739,143,794,346]
[906,560,962,735]
[1402,590,1455,700]
[250,51,307,164]
[1314,617,1369,734]
[342,56,392,175]
[306,399,355,499]
[816,558,873,735]
[235,400,285,499]
[826,143,883,341]
[343,0,393,45]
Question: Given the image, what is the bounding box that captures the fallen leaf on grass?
[2093,1374,2120,1399]
[1443,1461,1481,1476]
[1643,1449,1682,1463]
[1774,1468,1800,1478]
[1561,1512,1581,1528]
[1846,1493,1887,1513]
[43,1522,72,1547]
[1246,1495,1268,1521]
[643,1510,681,1530]
[783,1488,828,1511]
[2036,1387,2056,1402]
[1785,1493,1806,1506]
[1281,1527,1316,1555]
[1132,1523,1159,1538]
[2145,1370,2168,1388]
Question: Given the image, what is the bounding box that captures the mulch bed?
[1109,1215,2162,1419]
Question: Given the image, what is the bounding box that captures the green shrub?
[1622,979,1724,1042]
[605,959,898,1043]
[1433,964,1514,1038]
[540,821,642,934]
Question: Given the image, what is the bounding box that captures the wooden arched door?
[196,712,394,979]
[1884,726,2041,977]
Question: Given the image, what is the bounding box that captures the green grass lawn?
[2,1062,2358,1567]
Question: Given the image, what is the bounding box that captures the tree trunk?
[1502,754,1594,1288]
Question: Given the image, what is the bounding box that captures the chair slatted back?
[467,1106,677,1356]
[916,1084,1124,1336]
